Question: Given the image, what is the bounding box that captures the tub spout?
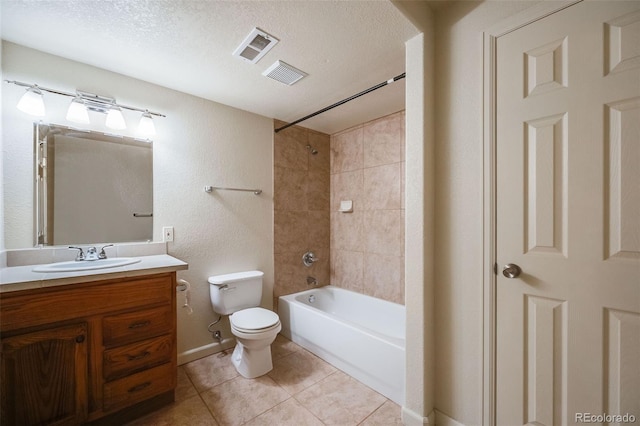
[306,276,318,286]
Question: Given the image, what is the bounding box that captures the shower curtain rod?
[274,72,406,133]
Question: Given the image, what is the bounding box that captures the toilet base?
[231,342,274,378]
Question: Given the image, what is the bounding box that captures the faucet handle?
[302,251,318,267]
[99,244,114,259]
[69,246,85,261]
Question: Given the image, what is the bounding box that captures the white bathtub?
[278,285,405,404]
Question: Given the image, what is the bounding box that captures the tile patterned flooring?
[127,335,403,426]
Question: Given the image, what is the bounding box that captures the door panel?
[496,2,640,424]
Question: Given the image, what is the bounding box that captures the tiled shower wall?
[273,111,405,306]
[330,111,405,305]
[273,121,331,306]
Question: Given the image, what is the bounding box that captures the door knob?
[502,263,522,278]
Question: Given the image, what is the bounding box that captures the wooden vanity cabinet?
[0,272,177,425]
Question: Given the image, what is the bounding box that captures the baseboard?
[177,337,235,365]
[435,410,466,426]
[401,407,436,425]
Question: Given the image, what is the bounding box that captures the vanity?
[0,250,188,425]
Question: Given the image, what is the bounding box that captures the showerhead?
[306,144,318,155]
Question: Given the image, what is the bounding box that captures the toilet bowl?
[229,307,281,378]
[208,271,281,378]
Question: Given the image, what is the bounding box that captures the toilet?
[208,270,281,378]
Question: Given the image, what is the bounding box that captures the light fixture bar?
[4,79,166,118]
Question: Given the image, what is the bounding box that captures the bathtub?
[278,285,405,404]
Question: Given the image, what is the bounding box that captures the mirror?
[35,123,153,246]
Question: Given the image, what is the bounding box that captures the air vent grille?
[233,28,278,64]
[263,61,307,86]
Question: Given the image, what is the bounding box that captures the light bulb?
[16,86,46,116]
[66,97,90,124]
[105,107,126,130]
[138,111,156,136]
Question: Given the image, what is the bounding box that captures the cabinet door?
[1,322,88,426]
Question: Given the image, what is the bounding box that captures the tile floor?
[127,335,403,426]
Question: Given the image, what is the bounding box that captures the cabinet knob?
[75,335,86,343]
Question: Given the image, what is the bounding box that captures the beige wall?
[432,2,537,425]
[273,122,330,305]
[330,111,405,304]
[404,30,436,425]
[2,42,274,364]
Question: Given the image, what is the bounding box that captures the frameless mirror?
[35,123,153,246]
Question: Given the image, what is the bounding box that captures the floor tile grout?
[129,335,401,425]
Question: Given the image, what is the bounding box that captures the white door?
[496,2,640,424]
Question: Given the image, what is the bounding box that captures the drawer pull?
[127,351,151,361]
[128,320,151,329]
[128,381,151,393]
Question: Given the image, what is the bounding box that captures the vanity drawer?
[103,306,172,347]
[103,362,174,413]
[0,274,173,332]
[103,334,173,381]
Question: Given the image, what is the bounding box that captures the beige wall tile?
[330,126,363,172]
[329,112,405,305]
[274,166,307,211]
[275,112,405,305]
[330,211,363,252]
[364,210,402,256]
[274,211,308,254]
[307,168,330,211]
[330,170,363,212]
[274,123,330,300]
[330,249,364,293]
[363,163,401,210]
[308,211,330,249]
[401,161,405,210]
[363,112,403,168]
[274,125,309,170]
[308,131,330,171]
[363,253,403,304]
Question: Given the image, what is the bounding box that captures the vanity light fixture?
[65,96,90,124]
[138,110,156,136]
[16,85,46,116]
[4,79,165,133]
[105,106,127,130]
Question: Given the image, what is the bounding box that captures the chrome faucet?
[69,244,113,261]
[306,276,318,286]
[85,247,99,261]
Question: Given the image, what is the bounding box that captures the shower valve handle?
[302,251,318,267]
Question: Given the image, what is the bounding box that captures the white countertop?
[0,254,188,293]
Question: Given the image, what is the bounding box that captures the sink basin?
[33,257,141,273]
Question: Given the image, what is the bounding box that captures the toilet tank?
[208,270,264,315]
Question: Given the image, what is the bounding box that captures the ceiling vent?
[263,60,308,86]
[232,28,278,64]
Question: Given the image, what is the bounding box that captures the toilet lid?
[230,307,279,331]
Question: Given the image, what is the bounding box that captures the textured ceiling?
[1,1,419,134]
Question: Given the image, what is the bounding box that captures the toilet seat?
[230,307,280,333]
